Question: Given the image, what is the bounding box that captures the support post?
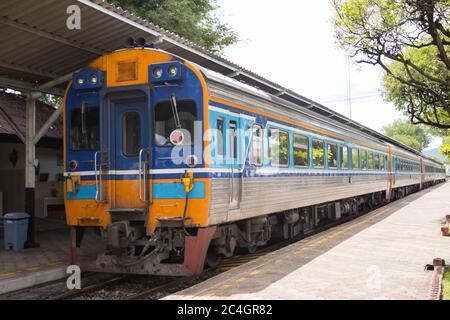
[24,94,39,248]
[70,227,85,265]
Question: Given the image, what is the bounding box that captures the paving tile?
[166,183,450,300]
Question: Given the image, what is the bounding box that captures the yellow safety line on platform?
[0,260,65,281]
[0,272,16,280]
[187,195,416,296]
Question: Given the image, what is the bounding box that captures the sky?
[216,0,442,149]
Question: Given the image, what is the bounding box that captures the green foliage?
[381,119,432,151]
[383,46,450,128]
[440,132,450,163]
[312,140,325,167]
[333,0,450,129]
[269,130,289,166]
[109,0,238,53]
[442,268,450,300]
[39,94,62,109]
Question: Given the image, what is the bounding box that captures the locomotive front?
[64,47,214,276]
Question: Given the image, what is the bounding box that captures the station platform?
[166,182,450,300]
[0,218,103,295]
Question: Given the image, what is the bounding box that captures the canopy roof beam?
[0,104,26,143]
[33,107,62,145]
[0,16,104,55]
[0,77,64,96]
[0,60,58,79]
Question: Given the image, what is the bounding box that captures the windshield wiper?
[170,93,182,129]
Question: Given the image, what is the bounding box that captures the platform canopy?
[0,0,434,158]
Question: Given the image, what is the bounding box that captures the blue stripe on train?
[65,182,206,200]
[66,184,96,200]
[70,171,404,182]
[152,182,205,199]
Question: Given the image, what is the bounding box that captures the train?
[64,45,447,276]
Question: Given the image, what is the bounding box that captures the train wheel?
[206,247,222,268]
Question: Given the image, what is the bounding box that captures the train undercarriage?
[73,179,446,276]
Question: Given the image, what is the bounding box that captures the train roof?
[197,64,445,167]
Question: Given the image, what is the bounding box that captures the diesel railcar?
[64,47,446,276]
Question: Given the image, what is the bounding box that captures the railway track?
[48,275,131,300]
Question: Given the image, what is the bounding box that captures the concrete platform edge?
[0,266,67,295]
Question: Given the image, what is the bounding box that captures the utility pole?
[346,56,352,119]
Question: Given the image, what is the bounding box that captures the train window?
[250,124,264,166]
[312,139,325,168]
[327,143,338,169]
[216,118,225,159]
[380,154,385,171]
[70,107,100,151]
[351,148,359,170]
[360,150,367,170]
[229,121,238,161]
[154,100,197,146]
[340,145,349,170]
[268,128,289,166]
[368,152,374,170]
[122,112,141,157]
[294,134,309,167]
[374,154,380,170]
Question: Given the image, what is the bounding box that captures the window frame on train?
[154,99,198,147]
[69,106,100,151]
[293,133,309,168]
[250,124,264,167]
[312,138,325,168]
[340,145,349,170]
[360,149,367,170]
[368,152,374,170]
[327,142,338,169]
[351,148,360,170]
[268,127,290,167]
[122,111,142,157]
[216,117,225,161]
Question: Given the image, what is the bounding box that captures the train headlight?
[185,155,199,168]
[153,67,163,79]
[168,65,178,77]
[76,76,84,86]
[89,74,98,85]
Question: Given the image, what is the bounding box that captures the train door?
[392,155,397,186]
[228,119,241,210]
[419,157,424,189]
[109,96,149,209]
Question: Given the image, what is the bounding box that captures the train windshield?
[70,107,100,151]
[154,100,197,146]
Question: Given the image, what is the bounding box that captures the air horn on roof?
[126,37,156,48]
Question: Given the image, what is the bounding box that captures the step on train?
[64,45,446,276]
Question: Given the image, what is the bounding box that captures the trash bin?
[3,213,30,251]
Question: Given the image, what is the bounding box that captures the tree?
[333,0,450,129]
[109,0,238,53]
[439,131,450,162]
[39,94,62,109]
[382,119,432,151]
